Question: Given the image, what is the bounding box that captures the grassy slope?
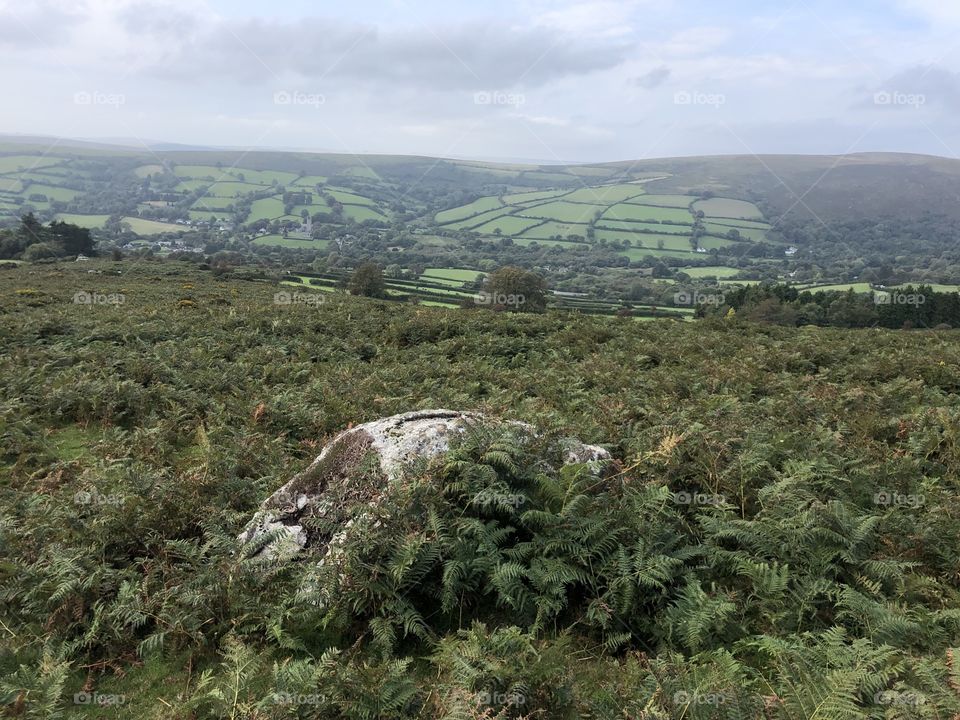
[2,259,960,717]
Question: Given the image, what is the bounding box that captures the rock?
[238,409,609,560]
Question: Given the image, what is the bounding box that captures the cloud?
[864,65,960,111]
[632,65,671,88]
[0,0,81,46]
[33,2,632,92]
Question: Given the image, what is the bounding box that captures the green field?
[248,197,286,222]
[521,220,590,239]
[121,217,190,235]
[205,181,268,198]
[519,201,605,223]
[342,204,387,222]
[561,184,647,204]
[422,268,485,282]
[447,207,514,230]
[682,266,742,278]
[327,188,376,206]
[603,203,694,224]
[471,215,542,236]
[0,155,64,173]
[706,217,772,230]
[435,196,504,224]
[502,189,568,204]
[192,196,236,211]
[704,223,767,241]
[292,175,327,187]
[692,197,764,219]
[252,234,329,249]
[627,194,695,208]
[596,220,691,235]
[53,213,110,229]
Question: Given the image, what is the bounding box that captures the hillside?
[5,139,960,291]
[2,259,960,718]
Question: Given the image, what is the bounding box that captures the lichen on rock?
[238,409,609,561]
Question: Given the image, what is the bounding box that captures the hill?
[2,259,960,717]
[4,140,960,290]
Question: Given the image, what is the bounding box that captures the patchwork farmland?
[432,181,777,261]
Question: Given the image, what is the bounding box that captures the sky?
[2,0,960,163]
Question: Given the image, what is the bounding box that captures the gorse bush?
[1,260,960,718]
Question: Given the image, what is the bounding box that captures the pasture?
[120,217,190,235]
[692,197,764,219]
[53,213,110,229]
[602,203,694,224]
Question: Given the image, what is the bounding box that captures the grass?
[502,189,568,204]
[448,207,513,230]
[562,184,647,204]
[704,223,767,242]
[471,215,542,236]
[619,247,699,260]
[54,213,110,229]
[627,194,695,208]
[603,203,693,224]
[24,184,81,201]
[0,155,64,173]
[798,282,874,293]
[247,197,286,222]
[292,175,328,187]
[342,205,387,222]
[692,197,764,219]
[706,217,772,230]
[252,235,329,249]
[192,196,236,211]
[682,266,742,278]
[521,221,590,240]
[327,188,376,206]
[511,237,588,248]
[596,220,690,235]
[435,197,504,224]
[519,201,606,223]
[423,268,484,282]
[121,217,191,235]
[205,181,269,198]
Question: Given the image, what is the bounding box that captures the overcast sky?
[2,0,960,162]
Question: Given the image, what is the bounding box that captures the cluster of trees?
[708,283,960,328]
[0,213,93,260]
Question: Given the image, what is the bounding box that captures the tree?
[349,261,386,298]
[483,265,547,313]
